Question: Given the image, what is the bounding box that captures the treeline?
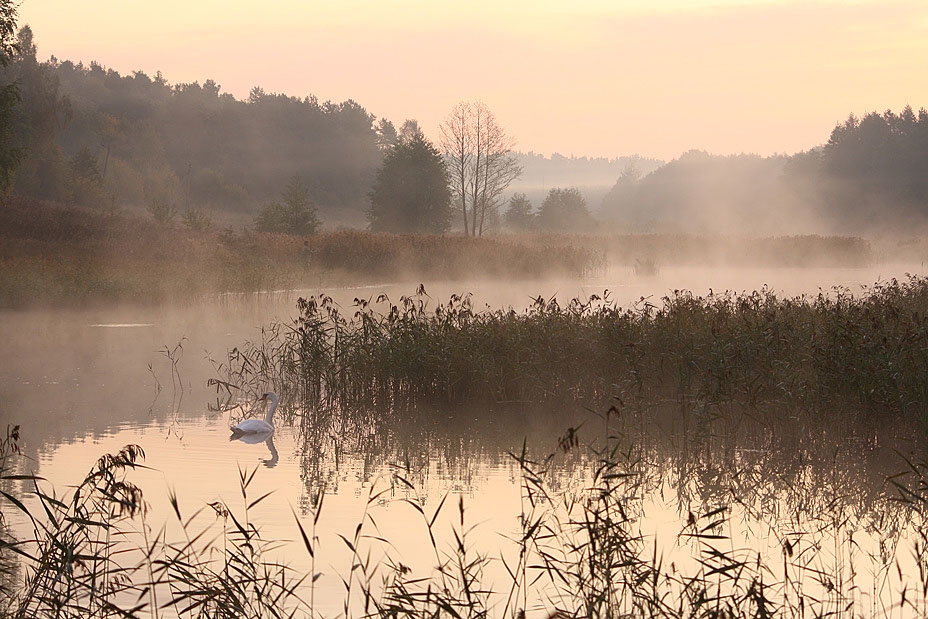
[0,26,382,222]
[3,22,927,238]
[598,107,928,235]
[816,108,928,226]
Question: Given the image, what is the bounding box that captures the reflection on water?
[2,265,928,615]
[231,430,279,468]
[88,323,156,328]
[5,400,923,616]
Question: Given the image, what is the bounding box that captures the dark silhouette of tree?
[0,28,382,219]
[0,26,72,201]
[538,187,594,231]
[374,118,399,152]
[0,0,22,196]
[599,162,641,222]
[68,146,111,206]
[817,107,928,227]
[398,119,422,144]
[504,192,535,230]
[368,129,451,233]
[256,176,320,235]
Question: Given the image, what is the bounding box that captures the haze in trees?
[504,193,535,231]
[0,0,22,197]
[0,27,381,223]
[599,151,794,234]
[597,107,928,236]
[538,187,594,232]
[510,153,661,212]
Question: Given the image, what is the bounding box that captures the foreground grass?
[2,416,928,618]
[216,275,928,425]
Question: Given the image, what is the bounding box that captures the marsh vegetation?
[2,391,928,618]
[3,274,928,617]
[215,276,928,423]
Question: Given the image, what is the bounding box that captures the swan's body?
[230,392,278,440]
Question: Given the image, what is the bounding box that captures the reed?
[0,198,603,307]
[1,197,879,307]
[215,276,928,426]
[0,437,313,618]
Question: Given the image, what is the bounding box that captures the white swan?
[230,392,278,440]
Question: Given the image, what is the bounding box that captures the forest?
[0,26,382,226]
[2,24,928,238]
[599,109,928,235]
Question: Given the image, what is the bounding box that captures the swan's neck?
[264,393,279,424]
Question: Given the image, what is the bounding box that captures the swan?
[230,391,278,440]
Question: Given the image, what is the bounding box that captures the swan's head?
[258,391,277,402]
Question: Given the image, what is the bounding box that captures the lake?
[2,264,927,617]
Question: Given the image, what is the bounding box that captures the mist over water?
[3,1,928,614]
[3,263,927,614]
[4,263,919,443]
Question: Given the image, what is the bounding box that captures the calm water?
[2,264,926,616]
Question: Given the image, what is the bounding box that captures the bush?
[255,176,320,235]
[182,207,212,232]
[146,197,177,224]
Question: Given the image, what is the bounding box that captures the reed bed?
[1,197,883,308]
[215,275,928,425]
[0,198,602,307]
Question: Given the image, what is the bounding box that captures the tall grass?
[215,276,928,425]
[1,197,881,307]
[0,435,313,618]
[0,198,603,307]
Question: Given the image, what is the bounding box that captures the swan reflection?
[230,429,279,468]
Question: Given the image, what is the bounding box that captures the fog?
[5,8,928,617]
[7,24,928,239]
[4,262,922,450]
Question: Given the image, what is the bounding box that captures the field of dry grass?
[0,197,877,307]
[0,198,603,306]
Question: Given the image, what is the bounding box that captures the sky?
[19,0,928,160]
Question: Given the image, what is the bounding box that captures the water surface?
[2,264,926,616]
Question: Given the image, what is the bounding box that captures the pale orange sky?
[19,0,928,159]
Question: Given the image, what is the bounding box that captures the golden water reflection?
[9,400,924,617]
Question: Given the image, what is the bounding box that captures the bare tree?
[439,101,521,236]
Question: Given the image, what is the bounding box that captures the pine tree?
[368,130,451,233]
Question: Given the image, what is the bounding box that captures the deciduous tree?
[0,2,22,196]
[440,101,521,236]
[538,187,594,231]
[504,192,535,231]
